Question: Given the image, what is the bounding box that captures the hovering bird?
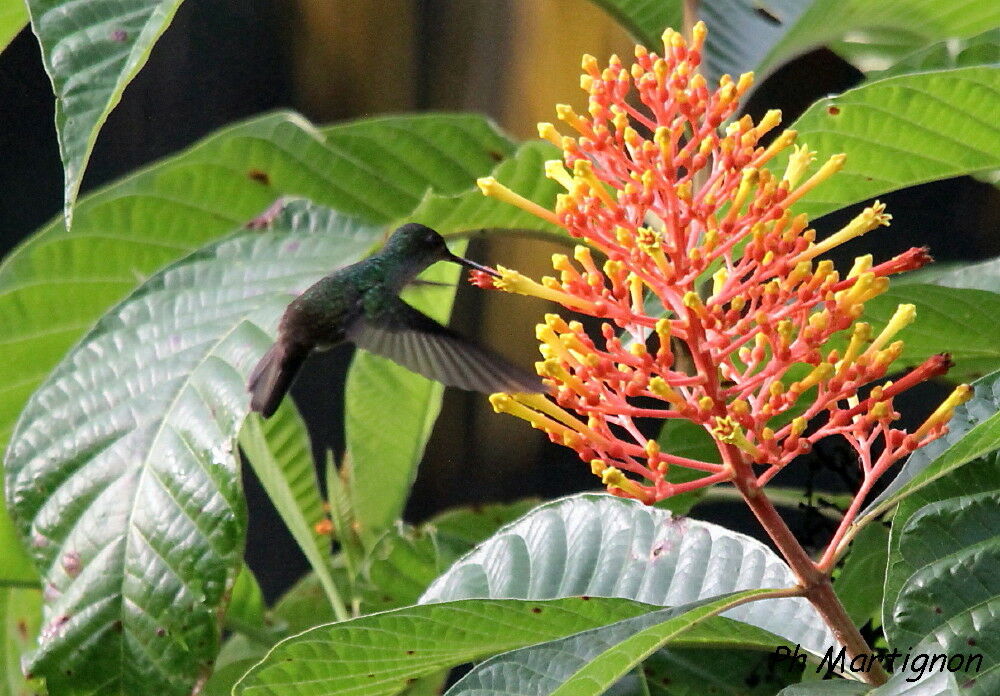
[248,222,544,417]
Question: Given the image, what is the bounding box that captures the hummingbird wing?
[347,297,544,394]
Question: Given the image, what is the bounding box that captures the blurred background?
[1,0,997,600]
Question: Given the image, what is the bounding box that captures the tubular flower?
[477,23,971,505]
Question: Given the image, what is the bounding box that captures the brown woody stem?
[720,443,889,686]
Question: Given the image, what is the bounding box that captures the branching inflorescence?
[472,23,970,557]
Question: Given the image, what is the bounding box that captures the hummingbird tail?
[247,341,309,418]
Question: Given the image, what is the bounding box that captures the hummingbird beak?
[450,253,501,278]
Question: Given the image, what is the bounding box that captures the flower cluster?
[473,23,970,513]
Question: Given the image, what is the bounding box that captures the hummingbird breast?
[279,274,364,349]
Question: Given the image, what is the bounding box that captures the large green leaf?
[344,142,564,540]
[865,28,1000,81]
[0,112,518,592]
[26,0,187,225]
[319,115,516,199]
[419,493,837,658]
[860,285,1000,382]
[360,501,544,613]
[0,0,27,53]
[918,255,1000,293]
[697,0,812,83]
[781,67,1000,221]
[3,201,380,695]
[444,590,781,696]
[887,491,1000,695]
[882,452,1000,640]
[233,597,653,696]
[427,498,541,551]
[861,369,1000,520]
[759,0,1000,79]
[233,595,787,696]
[583,0,997,85]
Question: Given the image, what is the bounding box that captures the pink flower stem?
[817,475,876,573]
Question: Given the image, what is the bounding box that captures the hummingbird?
[248,222,544,417]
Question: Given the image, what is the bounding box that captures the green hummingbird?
[248,222,544,417]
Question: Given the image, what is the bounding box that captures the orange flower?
[477,23,969,504]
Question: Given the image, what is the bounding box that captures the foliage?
[1,1,997,695]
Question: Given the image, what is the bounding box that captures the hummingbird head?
[386,223,500,277]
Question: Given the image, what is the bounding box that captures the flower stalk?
[473,23,971,685]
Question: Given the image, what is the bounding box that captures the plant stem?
[720,444,889,686]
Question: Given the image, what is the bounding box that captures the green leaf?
[759,0,1000,79]
[778,679,870,695]
[361,524,451,612]
[582,0,681,49]
[779,67,1000,221]
[864,28,1000,81]
[862,369,1000,519]
[233,597,656,696]
[584,0,997,87]
[241,414,347,619]
[420,493,837,657]
[833,522,890,627]
[249,398,326,554]
[0,0,27,53]
[0,112,518,596]
[861,285,1000,382]
[779,670,960,695]
[887,491,1000,694]
[426,498,541,552]
[410,141,564,238]
[918,255,1000,293]
[343,243,465,542]
[361,502,545,612]
[642,646,801,695]
[227,564,266,634]
[27,0,187,225]
[320,114,516,200]
[696,0,813,83]
[233,595,791,696]
[1,587,44,696]
[3,201,380,695]
[881,451,1000,635]
[207,571,346,696]
[444,590,780,696]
